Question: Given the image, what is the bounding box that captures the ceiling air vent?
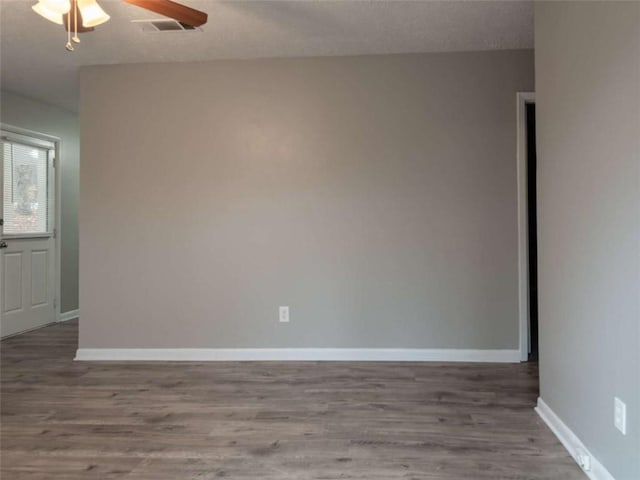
[132,19,201,33]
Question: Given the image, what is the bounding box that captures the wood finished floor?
[1,320,584,479]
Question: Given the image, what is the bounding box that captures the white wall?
[535,2,640,478]
[79,50,533,351]
[1,90,79,314]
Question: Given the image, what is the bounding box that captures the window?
[2,136,53,236]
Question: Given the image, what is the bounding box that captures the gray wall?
[535,2,639,479]
[1,90,80,314]
[79,50,533,349]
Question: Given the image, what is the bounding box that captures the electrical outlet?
[279,306,290,323]
[614,397,627,435]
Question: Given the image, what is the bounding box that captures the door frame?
[516,92,536,361]
[1,123,62,333]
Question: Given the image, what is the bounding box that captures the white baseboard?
[58,309,79,322]
[535,398,616,480]
[75,347,520,362]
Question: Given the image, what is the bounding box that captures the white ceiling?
[0,0,533,111]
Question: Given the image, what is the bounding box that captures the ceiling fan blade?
[123,0,208,27]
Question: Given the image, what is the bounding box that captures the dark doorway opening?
[526,103,539,361]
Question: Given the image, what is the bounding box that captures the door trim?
[1,123,62,334]
[516,92,536,361]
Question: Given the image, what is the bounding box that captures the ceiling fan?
[32,0,208,51]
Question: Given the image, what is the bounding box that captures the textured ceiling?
[0,0,533,111]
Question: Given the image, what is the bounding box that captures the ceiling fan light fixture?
[32,0,69,25]
[41,0,71,13]
[31,0,206,52]
[77,0,110,27]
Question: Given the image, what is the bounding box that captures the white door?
[1,131,56,338]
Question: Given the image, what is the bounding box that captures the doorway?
[517,92,538,362]
[526,103,538,361]
[1,129,57,338]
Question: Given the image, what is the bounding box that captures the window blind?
[2,139,50,235]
